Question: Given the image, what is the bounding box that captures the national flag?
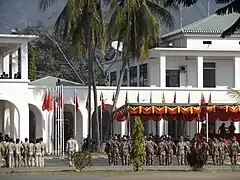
[208,93,212,104]
[47,90,53,111]
[162,92,166,103]
[42,90,48,111]
[188,92,190,104]
[125,92,128,104]
[85,94,89,110]
[100,92,105,110]
[137,92,139,103]
[75,92,79,112]
[200,93,206,106]
[55,86,63,108]
[173,92,176,103]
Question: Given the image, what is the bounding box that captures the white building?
[0,14,240,153]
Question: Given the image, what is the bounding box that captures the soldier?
[120,136,130,166]
[145,136,157,165]
[218,138,227,165]
[157,137,168,165]
[27,139,35,167]
[112,136,120,166]
[229,136,240,166]
[4,138,9,167]
[166,136,176,166]
[39,137,46,167]
[7,138,15,168]
[14,139,23,167]
[127,136,132,165]
[22,138,29,167]
[211,138,220,165]
[66,135,78,167]
[34,139,42,167]
[0,138,4,167]
[202,137,210,165]
[176,136,187,166]
[105,135,113,166]
[184,136,191,165]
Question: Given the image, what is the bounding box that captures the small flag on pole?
[75,91,79,112]
[125,92,128,104]
[162,92,166,103]
[112,92,115,102]
[188,92,190,104]
[208,93,212,104]
[150,91,152,103]
[42,90,48,111]
[173,92,176,103]
[137,92,139,103]
[85,94,89,110]
[100,92,105,110]
[201,93,206,105]
[47,90,53,111]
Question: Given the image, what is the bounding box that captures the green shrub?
[71,151,92,171]
[130,116,145,171]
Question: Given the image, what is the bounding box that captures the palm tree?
[166,0,240,38]
[39,0,105,151]
[227,87,240,102]
[103,0,177,140]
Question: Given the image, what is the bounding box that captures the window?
[203,62,216,87]
[110,71,117,86]
[166,70,180,87]
[130,66,137,86]
[122,69,128,86]
[139,63,148,87]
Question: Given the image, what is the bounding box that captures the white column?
[4,102,11,135]
[120,121,126,136]
[234,56,240,133]
[11,50,18,79]
[21,42,28,80]
[19,104,29,141]
[197,56,203,88]
[3,54,10,75]
[10,106,19,139]
[159,56,166,135]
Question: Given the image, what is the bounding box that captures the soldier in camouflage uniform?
[219,138,227,165]
[127,136,132,165]
[0,139,4,167]
[211,138,220,165]
[22,138,29,167]
[4,138,9,167]
[14,139,23,168]
[229,136,240,165]
[7,138,15,168]
[34,139,42,167]
[184,136,191,165]
[176,136,187,166]
[202,137,210,165]
[112,136,120,166]
[120,136,130,166]
[66,136,78,167]
[105,136,113,166]
[157,137,168,165]
[145,136,157,165]
[27,139,35,167]
[39,137,46,167]
[166,136,176,166]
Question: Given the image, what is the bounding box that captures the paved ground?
[1,171,240,180]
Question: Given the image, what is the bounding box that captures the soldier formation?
[104,133,240,166]
[0,134,46,168]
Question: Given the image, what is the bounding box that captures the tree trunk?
[102,58,128,142]
[92,68,101,151]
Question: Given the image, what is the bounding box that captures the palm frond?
[164,0,198,7]
[215,0,234,4]
[227,87,240,102]
[216,0,240,15]
[221,17,240,38]
[39,0,60,11]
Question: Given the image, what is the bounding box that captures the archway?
[28,104,44,141]
[0,100,20,139]
[92,104,117,143]
[63,104,83,144]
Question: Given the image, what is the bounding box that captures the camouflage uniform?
[211,138,220,165]
[166,137,176,166]
[4,139,9,167]
[0,141,4,167]
[14,139,23,168]
[120,137,130,166]
[66,137,78,167]
[184,137,191,165]
[127,137,132,165]
[145,137,157,165]
[7,139,15,168]
[27,141,35,167]
[112,137,120,166]
[229,137,240,166]
[105,137,113,166]
[176,136,187,166]
[22,139,29,167]
[218,138,227,165]
[34,139,42,167]
[39,138,46,167]
[202,137,210,165]
[157,138,168,165]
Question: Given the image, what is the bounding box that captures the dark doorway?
[29,111,36,141]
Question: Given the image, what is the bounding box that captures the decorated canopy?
[113,103,240,122]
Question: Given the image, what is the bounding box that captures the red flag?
[100,92,105,110]
[208,93,212,104]
[75,93,79,112]
[162,92,166,103]
[85,95,89,110]
[173,92,176,103]
[42,91,48,111]
[47,90,53,111]
[188,92,190,104]
[200,93,206,105]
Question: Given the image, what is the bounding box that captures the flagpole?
[100,97,103,143]
[57,85,60,156]
[74,89,77,138]
[206,112,209,142]
[61,84,64,157]
[54,87,57,155]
